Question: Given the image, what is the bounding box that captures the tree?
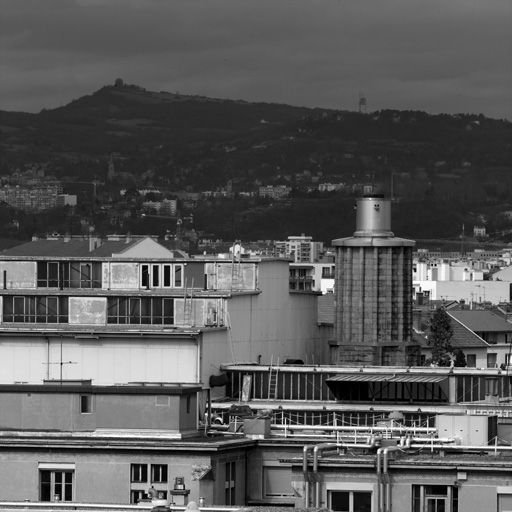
[427,308,454,367]
[453,348,467,367]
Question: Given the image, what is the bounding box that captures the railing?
[0,503,243,512]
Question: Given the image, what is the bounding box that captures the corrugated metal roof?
[318,293,335,325]
[326,374,447,384]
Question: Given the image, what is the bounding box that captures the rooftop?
[449,310,512,333]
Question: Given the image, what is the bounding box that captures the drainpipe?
[376,447,384,512]
[303,445,315,507]
[383,446,402,512]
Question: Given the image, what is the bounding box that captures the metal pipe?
[272,424,435,433]
[376,447,384,512]
[303,444,315,507]
[383,446,401,512]
[313,443,339,507]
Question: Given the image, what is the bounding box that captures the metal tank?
[354,195,393,237]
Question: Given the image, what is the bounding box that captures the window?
[486,377,499,396]
[107,297,174,325]
[487,353,497,368]
[40,470,73,502]
[80,395,93,413]
[3,296,68,323]
[151,464,168,484]
[412,485,458,512]
[330,490,372,512]
[131,489,148,504]
[140,264,183,289]
[225,461,236,505]
[131,464,148,483]
[37,261,101,288]
[466,354,476,367]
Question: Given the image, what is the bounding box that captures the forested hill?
[0,82,511,244]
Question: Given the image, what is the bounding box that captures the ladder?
[268,356,280,400]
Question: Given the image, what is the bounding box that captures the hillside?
[0,82,511,245]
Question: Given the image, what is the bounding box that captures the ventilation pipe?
[313,443,339,507]
[303,445,315,507]
[376,444,403,512]
[304,437,379,509]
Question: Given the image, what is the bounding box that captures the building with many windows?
[0,234,324,388]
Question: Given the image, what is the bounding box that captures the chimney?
[89,236,101,252]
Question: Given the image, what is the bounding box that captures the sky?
[1,0,511,119]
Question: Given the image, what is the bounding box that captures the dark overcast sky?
[1,0,511,119]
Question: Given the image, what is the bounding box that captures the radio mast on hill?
[358,92,367,113]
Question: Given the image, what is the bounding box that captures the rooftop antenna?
[358,92,367,114]
[460,223,465,255]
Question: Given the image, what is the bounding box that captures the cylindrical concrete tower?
[332,195,416,366]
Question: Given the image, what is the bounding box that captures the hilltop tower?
[332,195,415,365]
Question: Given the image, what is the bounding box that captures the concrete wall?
[0,335,199,385]
[0,449,228,504]
[204,260,323,369]
[0,261,37,289]
[69,297,107,325]
[0,391,194,432]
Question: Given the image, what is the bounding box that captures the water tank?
[354,196,393,237]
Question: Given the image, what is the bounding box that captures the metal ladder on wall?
[268,355,280,400]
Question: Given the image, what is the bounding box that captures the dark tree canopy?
[428,307,454,367]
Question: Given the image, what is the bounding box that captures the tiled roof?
[2,239,142,258]
[449,310,512,333]
[447,314,489,348]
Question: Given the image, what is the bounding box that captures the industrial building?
[332,195,416,366]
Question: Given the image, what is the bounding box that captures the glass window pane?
[141,265,149,288]
[129,298,140,324]
[3,296,13,321]
[353,491,372,512]
[152,299,162,323]
[141,298,151,324]
[47,297,58,323]
[92,263,102,288]
[174,265,182,287]
[70,263,81,288]
[163,299,173,325]
[37,262,48,286]
[331,491,350,511]
[14,296,24,322]
[48,262,59,287]
[163,265,171,287]
[80,263,92,288]
[36,297,47,322]
[152,265,160,287]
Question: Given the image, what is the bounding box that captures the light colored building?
[56,194,77,207]
[275,235,324,263]
[0,235,324,390]
[413,280,511,304]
